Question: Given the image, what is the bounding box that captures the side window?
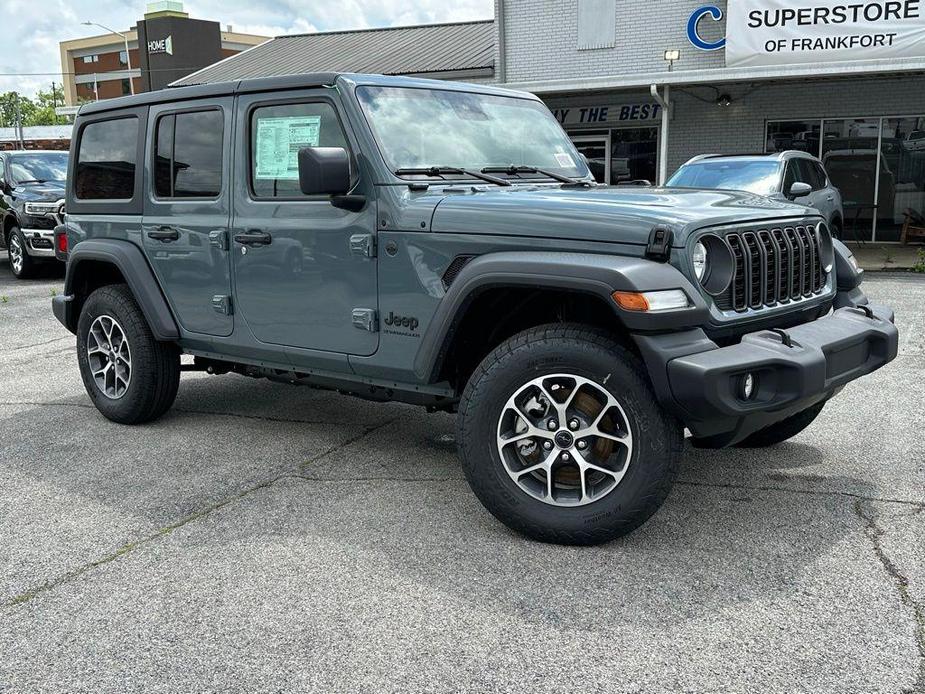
[250,101,349,199]
[813,162,829,188]
[782,161,798,192]
[154,109,223,198]
[797,159,823,190]
[75,117,139,200]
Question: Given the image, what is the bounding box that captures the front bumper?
[635,299,898,446]
[20,227,56,258]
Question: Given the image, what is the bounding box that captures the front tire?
[77,284,180,424]
[457,324,683,545]
[8,227,38,279]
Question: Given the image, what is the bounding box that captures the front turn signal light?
[612,289,690,312]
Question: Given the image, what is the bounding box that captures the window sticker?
[255,115,322,180]
[555,152,574,168]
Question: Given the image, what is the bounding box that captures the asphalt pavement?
[0,250,923,693]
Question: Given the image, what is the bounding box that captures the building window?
[119,50,128,65]
[577,0,616,50]
[249,101,349,198]
[121,79,132,95]
[82,54,100,64]
[154,110,224,198]
[75,117,139,200]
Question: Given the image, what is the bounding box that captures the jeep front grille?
[715,224,827,312]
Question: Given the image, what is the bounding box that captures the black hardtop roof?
[77,72,340,117]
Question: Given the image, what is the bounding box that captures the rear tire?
[734,400,826,448]
[457,324,683,545]
[77,284,180,424]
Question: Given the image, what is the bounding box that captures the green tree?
[0,92,38,128]
[27,85,66,126]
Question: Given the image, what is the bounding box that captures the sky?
[0,0,494,98]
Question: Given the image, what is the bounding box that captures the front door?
[230,91,378,356]
[142,99,234,337]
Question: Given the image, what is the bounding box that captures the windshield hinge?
[645,227,673,262]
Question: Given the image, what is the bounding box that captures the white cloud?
[0,0,492,98]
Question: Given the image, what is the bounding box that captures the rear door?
[142,99,234,337]
[230,90,378,356]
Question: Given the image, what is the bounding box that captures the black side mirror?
[298,146,351,196]
[787,181,812,200]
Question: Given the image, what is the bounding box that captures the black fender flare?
[413,251,709,382]
[58,239,179,341]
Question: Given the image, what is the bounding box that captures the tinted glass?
[667,160,782,196]
[796,159,824,190]
[782,161,799,191]
[766,120,821,155]
[8,152,69,184]
[155,110,223,198]
[75,117,138,200]
[250,102,348,198]
[877,116,925,241]
[822,118,880,240]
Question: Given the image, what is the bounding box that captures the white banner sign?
[550,102,663,128]
[726,0,925,67]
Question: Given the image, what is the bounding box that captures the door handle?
[147,226,180,242]
[233,229,272,246]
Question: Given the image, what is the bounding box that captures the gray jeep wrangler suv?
[52,73,898,545]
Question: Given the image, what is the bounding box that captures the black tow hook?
[855,304,875,319]
[769,328,794,348]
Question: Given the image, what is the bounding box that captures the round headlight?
[692,241,708,281]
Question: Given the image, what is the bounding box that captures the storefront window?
[611,127,657,184]
[822,119,880,240]
[766,120,821,155]
[878,117,925,242]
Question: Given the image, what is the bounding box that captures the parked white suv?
[667,151,844,237]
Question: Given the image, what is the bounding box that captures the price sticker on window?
[255,116,322,180]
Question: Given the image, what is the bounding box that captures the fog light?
[741,373,756,400]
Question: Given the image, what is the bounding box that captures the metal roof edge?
[502,57,925,95]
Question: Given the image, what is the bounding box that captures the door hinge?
[350,233,376,258]
[209,229,228,251]
[212,294,233,316]
[352,308,378,332]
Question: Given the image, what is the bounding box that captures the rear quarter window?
[75,116,139,200]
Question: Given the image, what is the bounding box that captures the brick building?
[59,1,265,106]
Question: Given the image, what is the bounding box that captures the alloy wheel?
[87,315,132,399]
[8,234,23,275]
[496,373,634,507]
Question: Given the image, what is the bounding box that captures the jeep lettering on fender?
[53,72,898,546]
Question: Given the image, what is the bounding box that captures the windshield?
[8,152,69,185]
[356,86,590,180]
[667,160,782,196]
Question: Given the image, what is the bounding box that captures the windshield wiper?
[394,166,512,187]
[481,165,591,186]
[15,179,47,185]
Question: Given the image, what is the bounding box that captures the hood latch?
[645,226,673,262]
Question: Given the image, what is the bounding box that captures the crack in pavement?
[7,336,71,352]
[854,500,925,694]
[1,416,400,610]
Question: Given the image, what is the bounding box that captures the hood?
[14,181,66,203]
[430,185,816,246]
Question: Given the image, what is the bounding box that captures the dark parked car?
[52,74,897,545]
[0,150,68,279]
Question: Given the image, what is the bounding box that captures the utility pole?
[14,93,24,149]
[51,81,58,125]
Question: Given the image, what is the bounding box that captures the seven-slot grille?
[714,224,827,312]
